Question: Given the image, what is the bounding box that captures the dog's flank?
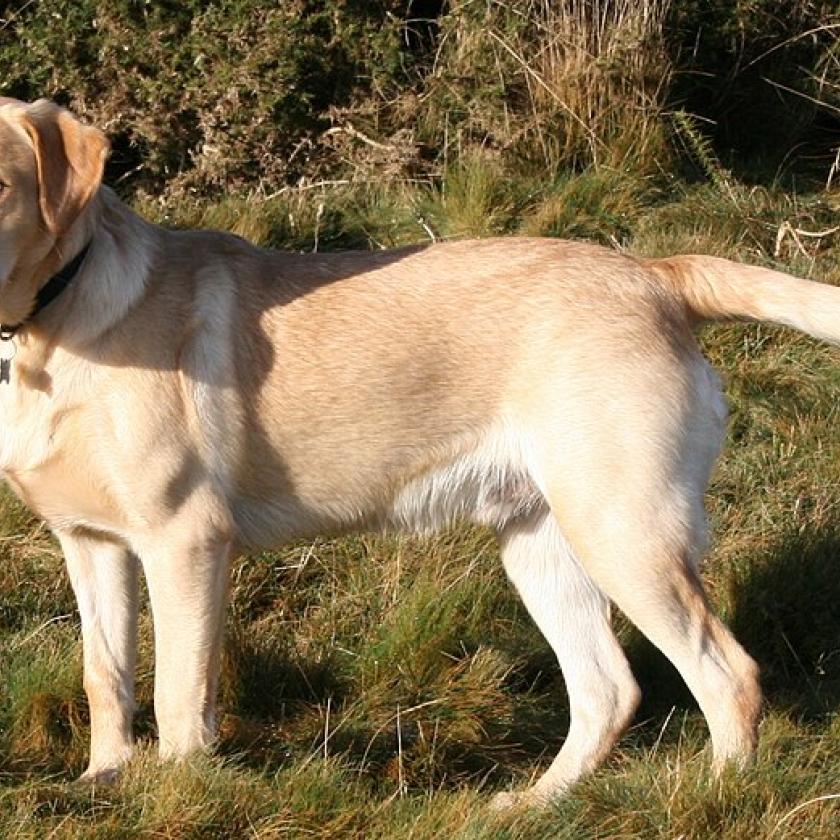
[0,97,838,808]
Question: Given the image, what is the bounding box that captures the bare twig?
[775,221,839,258]
[323,124,397,153]
[772,794,840,835]
[0,0,37,30]
[762,76,840,117]
[743,24,840,72]
[312,201,324,253]
[13,614,74,650]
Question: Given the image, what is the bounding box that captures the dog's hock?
[18,100,110,237]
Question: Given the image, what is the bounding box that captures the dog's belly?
[229,426,547,549]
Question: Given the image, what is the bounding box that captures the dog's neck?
[0,242,92,339]
[12,187,155,352]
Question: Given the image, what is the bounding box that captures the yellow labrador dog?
[0,97,838,808]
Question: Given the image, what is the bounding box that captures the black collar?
[0,242,91,339]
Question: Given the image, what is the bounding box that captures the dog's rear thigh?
[536,439,762,775]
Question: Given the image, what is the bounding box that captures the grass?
[1,165,840,837]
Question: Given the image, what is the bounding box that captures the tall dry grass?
[408,0,672,175]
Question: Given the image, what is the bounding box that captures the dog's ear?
[19,100,110,236]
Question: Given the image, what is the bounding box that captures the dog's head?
[0,98,109,323]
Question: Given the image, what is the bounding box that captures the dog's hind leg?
[492,513,640,809]
[549,494,762,777]
[510,353,762,807]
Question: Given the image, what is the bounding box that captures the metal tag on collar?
[0,330,17,384]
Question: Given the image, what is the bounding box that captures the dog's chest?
[0,384,57,473]
[0,385,124,533]
[4,457,121,533]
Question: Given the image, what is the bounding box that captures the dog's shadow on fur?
[75,240,433,536]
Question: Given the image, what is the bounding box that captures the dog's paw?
[490,786,560,812]
[77,766,121,787]
[489,790,523,811]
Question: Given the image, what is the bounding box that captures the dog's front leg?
[137,522,233,760]
[58,530,139,782]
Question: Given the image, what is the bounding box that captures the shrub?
[2,0,837,200]
[668,0,840,178]
[2,0,410,196]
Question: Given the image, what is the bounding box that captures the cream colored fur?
[0,98,838,807]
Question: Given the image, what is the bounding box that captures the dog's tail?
[647,254,840,345]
